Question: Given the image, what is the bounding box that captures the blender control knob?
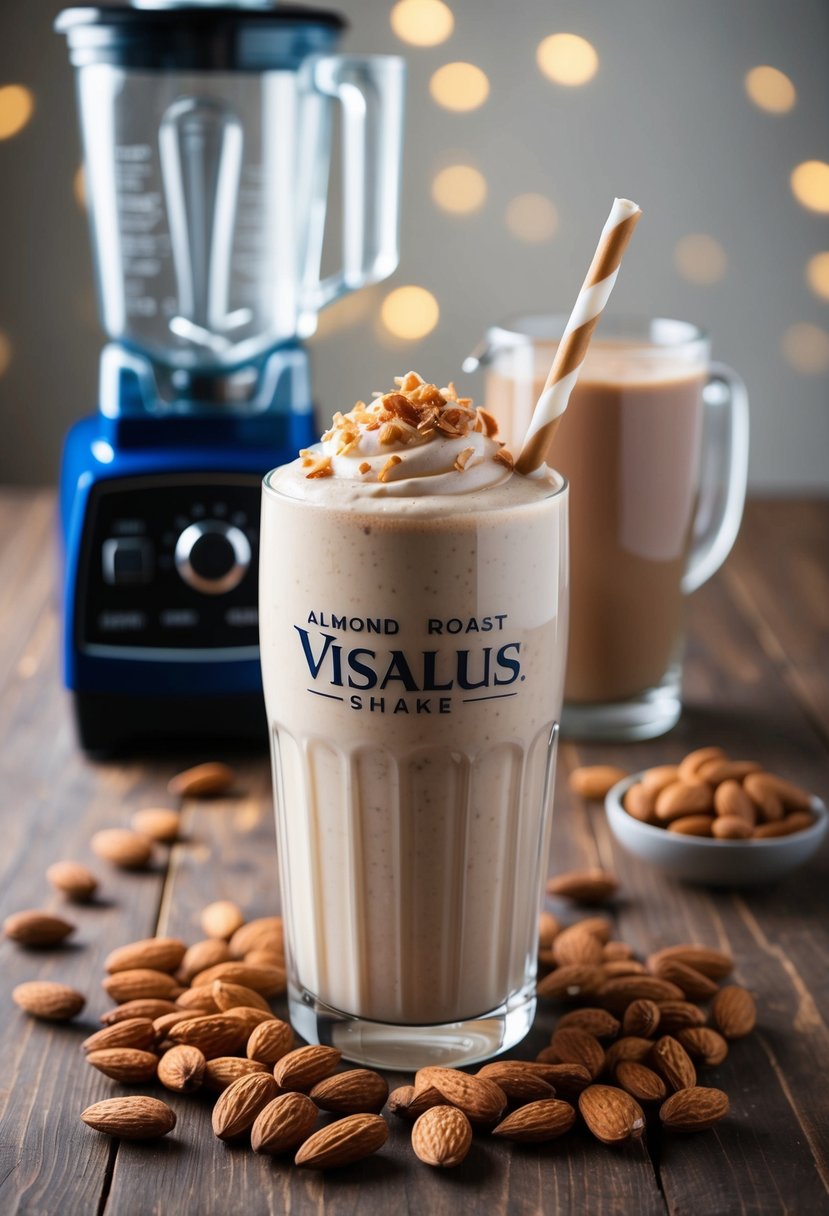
[175,520,251,595]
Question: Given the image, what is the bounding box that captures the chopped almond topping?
[304,454,333,479]
[454,447,474,471]
[493,448,514,469]
[477,407,499,438]
[378,454,403,483]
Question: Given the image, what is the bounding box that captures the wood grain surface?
[0,491,827,1216]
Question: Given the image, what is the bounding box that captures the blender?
[55,1,405,752]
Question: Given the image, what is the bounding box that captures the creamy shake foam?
[261,372,568,1036]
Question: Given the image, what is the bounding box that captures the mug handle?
[681,362,750,594]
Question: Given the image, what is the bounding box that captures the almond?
[667,815,715,837]
[642,765,681,795]
[677,1026,729,1067]
[711,985,756,1038]
[537,964,604,1001]
[552,924,605,967]
[546,869,617,904]
[743,772,785,822]
[677,747,727,782]
[622,999,661,1038]
[103,969,183,1004]
[602,960,647,978]
[176,987,219,1014]
[476,1062,556,1103]
[578,1084,646,1146]
[229,916,284,959]
[212,1072,280,1141]
[603,941,635,961]
[597,975,685,1012]
[547,1028,605,1079]
[754,772,812,812]
[153,1011,195,1040]
[650,1035,696,1090]
[651,958,719,1001]
[86,1047,159,1083]
[538,911,560,950]
[251,1092,318,1154]
[105,937,186,975]
[624,782,658,823]
[604,1037,655,1072]
[656,1001,707,1034]
[713,780,756,827]
[310,1069,389,1114]
[3,909,75,947]
[130,807,181,842]
[415,1067,507,1125]
[83,1018,157,1054]
[696,758,762,785]
[46,860,99,902]
[81,1096,176,1140]
[168,761,235,798]
[295,1112,388,1169]
[659,1085,729,1132]
[178,939,233,984]
[569,765,627,800]
[13,980,85,1021]
[243,948,285,969]
[246,1018,294,1065]
[754,813,814,838]
[225,1007,276,1036]
[204,1056,269,1093]
[615,1061,667,1103]
[168,1013,249,1057]
[191,961,285,996]
[528,1060,592,1095]
[555,1008,620,1040]
[101,999,178,1026]
[492,1098,576,1143]
[90,828,153,869]
[211,980,270,1014]
[274,1045,342,1091]
[387,1084,443,1118]
[647,945,733,980]
[576,917,613,943]
[655,781,714,822]
[712,816,753,839]
[201,900,245,941]
[411,1105,473,1166]
[157,1044,206,1093]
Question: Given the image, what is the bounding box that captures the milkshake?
[260,371,568,1067]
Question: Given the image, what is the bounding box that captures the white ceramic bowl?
[606,772,828,887]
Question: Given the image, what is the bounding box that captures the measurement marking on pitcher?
[462,692,519,703]
[307,689,344,701]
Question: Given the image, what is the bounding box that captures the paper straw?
[515,197,642,474]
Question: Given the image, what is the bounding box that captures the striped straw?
[515,197,642,475]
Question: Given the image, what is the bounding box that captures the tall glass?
[477,316,748,741]
[260,472,569,1068]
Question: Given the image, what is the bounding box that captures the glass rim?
[480,313,709,357]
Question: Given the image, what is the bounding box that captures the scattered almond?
[191,961,285,996]
[555,1008,621,1040]
[204,1057,269,1093]
[211,979,270,1014]
[13,980,85,1021]
[415,1067,507,1125]
[597,975,685,1012]
[387,1084,444,1119]
[82,1018,156,1054]
[3,909,75,947]
[547,1028,605,1079]
[659,1086,729,1132]
[229,917,283,959]
[476,1062,556,1103]
[86,1047,159,1083]
[90,828,153,869]
[569,766,627,800]
[295,1113,388,1169]
[537,964,604,1002]
[101,998,178,1026]
[492,1098,576,1143]
[650,958,719,1001]
[310,1068,389,1114]
[251,1092,318,1154]
[604,1037,655,1072]
[46,860,99,902]
[130,808,181,843]
[178,939,233,984]
[168,1013,249,1058]
[677,1027,729,1067]
[274,1045,342,1092]
[656,1001,707,1034]
[200,900,245,941]
[647,945,733,980]
[176,986,219,1013]
[157,1044,206,1093]
[103,969,183,1004]
[579,1084,646,1146]
[81,1096,176,1140]
[412,1104,473,1166]
[552,924,605,967]
[246,1018,294,1065]
[622,999,661,1038]
[615,1061,667,1104]
[168,762,236,798]
[546,869,618,904]
[711,986,757,1039]
[105,937,186,975]
[650,1035,697,1091]
[530,1058,593,1095]
[212,1071,280,1141]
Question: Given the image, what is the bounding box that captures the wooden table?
[1,492,828,1216]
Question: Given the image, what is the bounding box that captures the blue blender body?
[56,3,404,752]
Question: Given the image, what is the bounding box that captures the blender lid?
[55,4,347,70]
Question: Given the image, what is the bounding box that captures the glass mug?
[260,470,568,1068]
[467,316,749,741]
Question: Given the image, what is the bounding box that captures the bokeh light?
[429,63,489,112]
[806,253,829,302]
[73,165,86,209]
[791,161,829,213]
[782,323,829,375]
[390,0,454,47]
[505,193,558,243]
[744,66,796,114]
[536,34,599,86]
[381,286,440,341]
[431,164,487,214]
[673,234,727,284]
[0,85,34,140]
[0,330,12,377]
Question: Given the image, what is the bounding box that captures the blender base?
[73,691,267,757]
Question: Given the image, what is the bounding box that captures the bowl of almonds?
[604,748,827,886]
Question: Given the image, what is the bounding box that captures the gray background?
[0,0,827,488]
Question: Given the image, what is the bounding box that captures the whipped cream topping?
[298,371,515,496]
